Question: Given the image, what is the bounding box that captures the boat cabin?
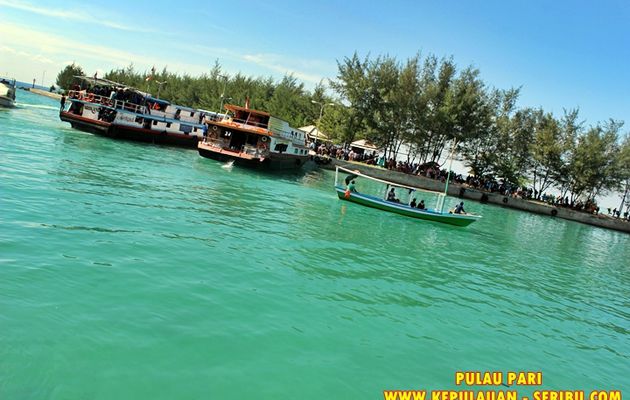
[226,104,270,130]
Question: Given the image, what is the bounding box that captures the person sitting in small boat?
[347,180,357,193]
[454,201,466,214]
[418,200,426,210]
[410,198,417,208]
[387,188,399,203]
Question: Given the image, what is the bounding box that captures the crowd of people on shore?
[315,141,630,220]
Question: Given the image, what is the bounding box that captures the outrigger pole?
[440,139,458,213]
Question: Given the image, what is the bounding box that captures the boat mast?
[440,139,457,213]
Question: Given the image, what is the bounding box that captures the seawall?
[27,88,63,100]
[323,159,630,234]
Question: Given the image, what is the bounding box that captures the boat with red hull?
[60,76,213,148]
[198,103,310,170]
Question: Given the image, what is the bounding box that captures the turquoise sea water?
[1,91,629,399]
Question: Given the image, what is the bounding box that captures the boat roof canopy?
[336,165,445,195]
[73,76,150,96]
[351,139,380,151]
[174,104,197,112]
[74,75,125,87]
[224,103,270,117]
[145,96,170,106]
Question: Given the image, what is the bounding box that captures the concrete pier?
[324,159,630,234]
[27,88,63,100]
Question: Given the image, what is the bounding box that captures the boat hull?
[335,186,479,227]
[109,124,200,148]
[198,142,310,170]
[60,111,111,134]
[60,111,200,148]
[0,96,15,108]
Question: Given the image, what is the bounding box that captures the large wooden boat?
[198,103,310,170]
[334,166,481,227]
[0,78,16,108]
[60,76,212,147]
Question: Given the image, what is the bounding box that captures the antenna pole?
[441,139,457,213]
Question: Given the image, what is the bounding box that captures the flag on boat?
[146,66,156,81]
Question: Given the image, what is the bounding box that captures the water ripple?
[1,90,629,397]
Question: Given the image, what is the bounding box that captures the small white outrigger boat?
[334,165,481,227]
[0,78,16,108]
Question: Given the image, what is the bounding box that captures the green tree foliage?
[565,120,623,201]
[330,52,371,141]
[102,63,335,129]
[459,88,517,178]
[616,135,630,211]
[56,63,85,90]
[491,107,537,185]
[418,57,456,162]
[331,52,494,162]
[87,55,627,206]
[529,111,563,197]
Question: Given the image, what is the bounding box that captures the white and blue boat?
[334,166,481,227]
[60,76,217,148]
[0,77,16,108]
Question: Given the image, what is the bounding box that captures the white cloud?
[241,53,327,84]
[0,44,54,65]
[1,23,182,69]
[31,54,55,64]
[0,21,335,89]
[183,44,335,85]
[0,45,17,54]
[0,22,215,85]
[0,0,153,33]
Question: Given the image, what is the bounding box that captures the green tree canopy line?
[55,62,84,91]
[56,53,630,204]
[330,53,629,203]
[106,62,330,130]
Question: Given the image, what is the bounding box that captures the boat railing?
[68,90,148,114]
[0,78,16,87]
[242,145,264,157]
[201,139,266,158]
[204,137,229,148]
[273,129,305,143]
[221,116,269,132]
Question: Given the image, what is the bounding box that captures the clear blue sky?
[1,0,628,127]
[1,0,629,209]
